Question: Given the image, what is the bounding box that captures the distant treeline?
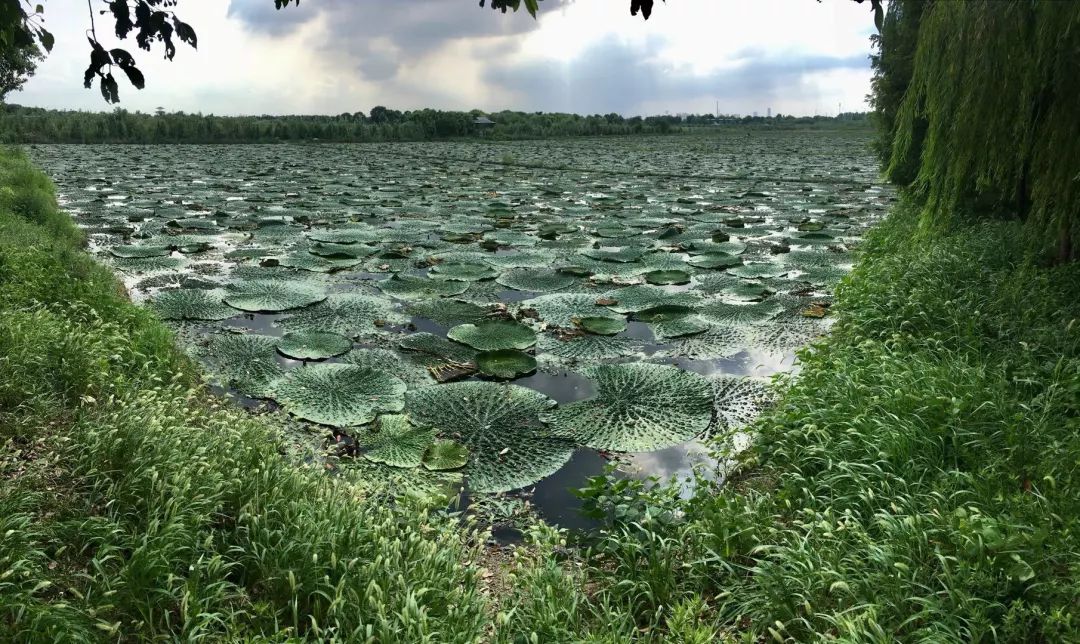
[0,104,869,144]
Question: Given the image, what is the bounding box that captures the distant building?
[473,116,495,127]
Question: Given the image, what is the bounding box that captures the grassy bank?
[496,208,1080,641]
[0,146,489,641]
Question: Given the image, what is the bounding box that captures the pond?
[29,130,892,531]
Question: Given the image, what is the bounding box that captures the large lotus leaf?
[277,293,407,338]
[644,269,691,286]
[722,281,775,302]
[537,332,641,362]
[270,363,406,427]
[200,333,283,398]
[708,375,774,435]
[476,349,537,379]
[729,262,787,280]
[225,278,327,313]
[794,264,850,286]
[496,269,576,293]
[484,251,553,269]
[422,439,470,471]
[581,247,644,263]
[520,293,613,328]
[405,381,572,493]
[698,299,785,325]
[405,299,491,327]
[378,274,469,300]
[276,331,353,360]
[688,252,743,269]
[542,363,714,452]
[687,240,747,256]
[430,262,498,281]
[308,242,378,259]
[110,244,172,259]
[277,252,362,273]
[149,288,234,321]
[659,324,748,360]
[359,414,436,468]
[112,255,185,272]
[751,317,827,353]
[448,321,536,351]
[602,285,701,314]
[307,226,381,244]
[632,306,711,340]
[342,348,436,389]
[399,332,477,364]
[576,316,626,336]
[638,252,691,271]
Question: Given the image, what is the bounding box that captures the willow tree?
[880,0,1080,263]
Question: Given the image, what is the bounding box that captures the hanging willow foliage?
[881,0,1080,262]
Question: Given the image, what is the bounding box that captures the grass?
[495,206,1080,642]
[0,146,489,641]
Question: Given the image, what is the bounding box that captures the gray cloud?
[485,36,869,114]
[228,0,564,80]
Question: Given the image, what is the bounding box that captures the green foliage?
[878,0,1080,261]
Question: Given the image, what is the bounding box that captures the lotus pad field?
[30,130,890,502]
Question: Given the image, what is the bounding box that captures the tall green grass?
[498,206,1080,642]
[0,147,488,642]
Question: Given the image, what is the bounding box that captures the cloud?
[484,36,869,115]
[227,0,564,81]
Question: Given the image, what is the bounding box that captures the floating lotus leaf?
[794,264,850,286]
[405,381,573,493]
[405,299,491,327]
[399,332,477,364]
[224,278,327,313]
[430,262,499,281]
[112,255,185,272]
[602,285,701,314]
[110,244,172,259]
[708,375,774,435]
[659,324,748,359]
[308,242,377,259]
[633,305,711,340]
[557,265,594,277]
[422,439,470,471]
[496,269,576,293]
[378,274,469,300]
[149,288,234,321]
[688,252,743,269]
[275,331,353,360]
[751,317,827,353]
[448,320,536,351]
[200,333,283,398]
[484,251,553,269]
[541,363,714,452]
[644,269,691,285]
[582,247,644,263]
[270,363,406,427]
[277,252,362,273]
[729,262,787,280]
[698,299,784,325]
[476,349,537,379]
[687,240,747,256]
[723,281,775,302]
[360,415,436,468]
[277,293,406,338]
[521,293,616,328]
[343,348,436,389]
[307,227,382,244]
[576,316,626,335]
[537,332,641,362]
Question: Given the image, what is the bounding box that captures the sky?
[13,0,878,117]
